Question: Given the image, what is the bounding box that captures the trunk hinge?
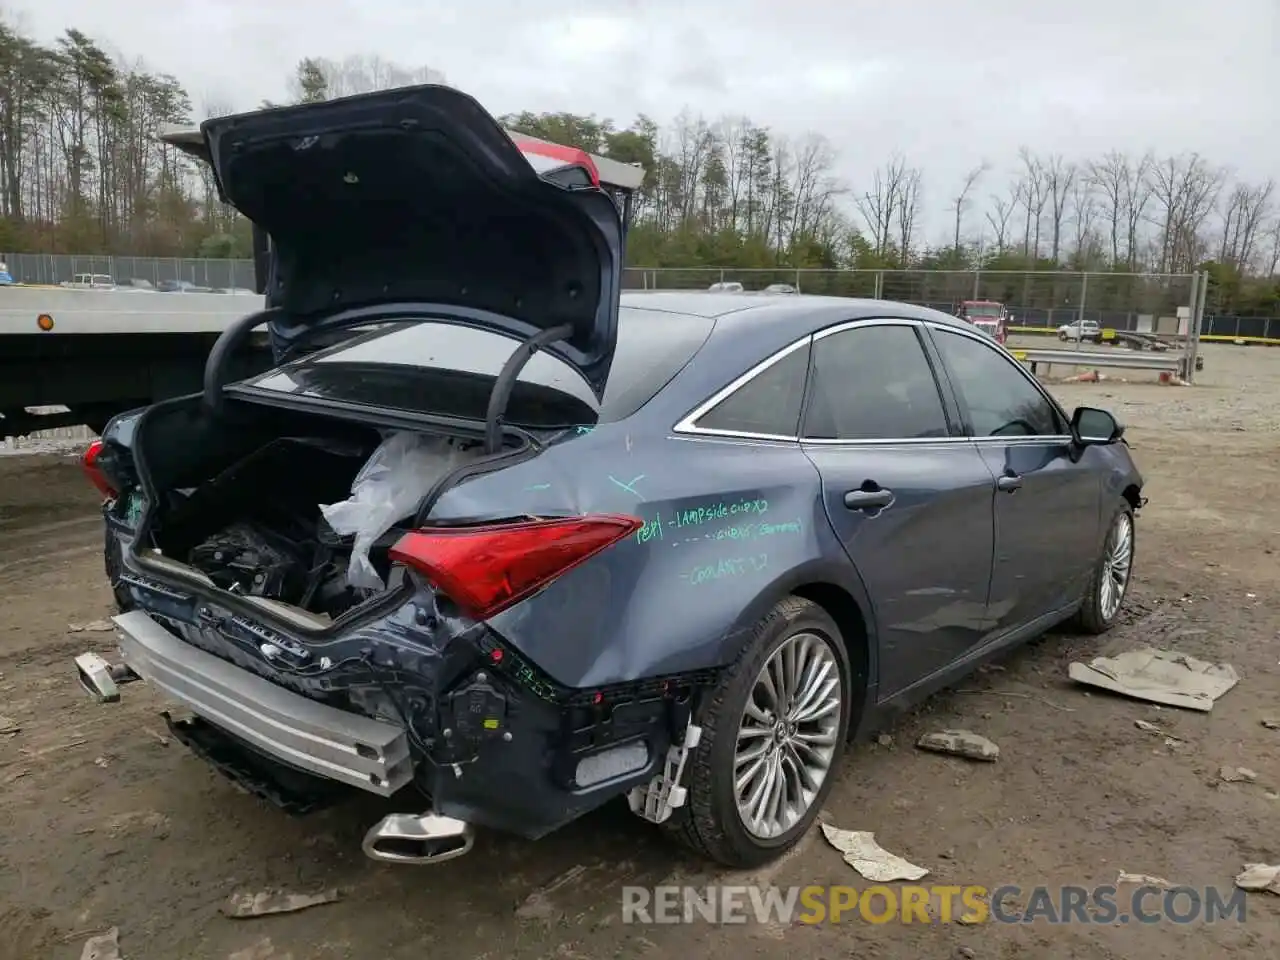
[483,323,574,454]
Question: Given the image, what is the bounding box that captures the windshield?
[964,305,1002,318]
[236,308,714,428]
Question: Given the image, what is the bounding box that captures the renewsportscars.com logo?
[621,884,1249,925]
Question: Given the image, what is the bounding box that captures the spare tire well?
[791,582,870,732]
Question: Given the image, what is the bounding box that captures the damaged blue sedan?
[74,85,1143,869]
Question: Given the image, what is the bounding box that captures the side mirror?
[1071,406,1123,446]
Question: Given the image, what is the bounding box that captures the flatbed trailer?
[0,288,269,435]
[1,116,644,437]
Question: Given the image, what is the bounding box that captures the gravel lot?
[1,341,1277,960]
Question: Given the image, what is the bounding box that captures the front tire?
[662,597,852,868]
[1074,502,1135,634]
[1059,331,1069,341]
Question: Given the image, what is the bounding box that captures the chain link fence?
[4,253,1277,341]
[2,252,256,291]
[626,268,1280,341]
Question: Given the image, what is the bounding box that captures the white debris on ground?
[1067,648,1239,711]
[1218,766,1259,784]
[916,729,1000,762]
[0,407,95,456]
[220,889,341,919]
[1235,864,1280,895]
[227,938,291,960]
[1134,718,1185,743]
[68,620,114,633]
[1117,871,1174,888]
[79,927,121,960]
[819,822,928,882]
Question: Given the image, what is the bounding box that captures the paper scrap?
[80,927,121,960]
[1067,648,1238,712]
[1235,864,1280,895]
[820,822,928,882]
[220,889,340,919]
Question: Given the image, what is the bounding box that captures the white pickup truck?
[1058,319,1102,343]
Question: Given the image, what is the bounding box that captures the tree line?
[1,17,1276,315]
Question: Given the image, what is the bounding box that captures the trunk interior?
[127,397,494,628]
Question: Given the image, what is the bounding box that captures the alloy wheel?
[1099,513,1133,622]
[733,631,842,840]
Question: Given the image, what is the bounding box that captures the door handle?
[844,487,895,511]
[997,474,1023,492]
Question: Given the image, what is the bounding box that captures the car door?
[799,319,998,699]
[924,322,1102,635]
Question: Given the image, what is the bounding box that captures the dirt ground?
[1,341,1278,960]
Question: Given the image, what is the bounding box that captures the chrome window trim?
[812,316,923,340]
[671,315,1077,447]
[671,335,813,441]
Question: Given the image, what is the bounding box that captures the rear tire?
[661,597,852,868]
[1074,502,1135,634]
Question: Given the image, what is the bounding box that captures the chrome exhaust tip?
[362,812,474,864]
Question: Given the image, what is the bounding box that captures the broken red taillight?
[81,439,118,499]
[389,514,643,621]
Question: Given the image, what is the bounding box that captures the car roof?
[619,290,973,333]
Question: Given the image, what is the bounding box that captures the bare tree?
[1147,153,1224,272]
[1266,218,1280,277]
[716,117,751,234]
[950,161,990,250]
[1218,180,1274,270]
[1069,175,1098,261]
[788,133,841,247]
[1086,152,1128,266]
[1122,153,1155,270]
[896,167,922,262]
[1042,154,1077,263]
[1016,148,1048,257]
[855,154,910,258]
[984,182,1020,252]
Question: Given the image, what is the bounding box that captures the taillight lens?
[389,514,643,621]
[81,440,117,499]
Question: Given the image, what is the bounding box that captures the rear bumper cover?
[113,609,413,796]
[108,559,709,840]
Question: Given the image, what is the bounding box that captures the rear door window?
[802,324,951,441]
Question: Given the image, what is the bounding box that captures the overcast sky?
[17,0,1280,241]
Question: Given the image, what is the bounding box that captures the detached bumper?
[112,610,413,796]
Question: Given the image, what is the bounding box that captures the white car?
[1058,319,1101,342]
[707,281,744,292]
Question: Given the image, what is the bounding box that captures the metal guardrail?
[1012,347,1184,374]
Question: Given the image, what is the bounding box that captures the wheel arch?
[1121,483,1142,512]
[717,559,878,730]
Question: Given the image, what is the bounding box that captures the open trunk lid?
[195,85,626,400]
